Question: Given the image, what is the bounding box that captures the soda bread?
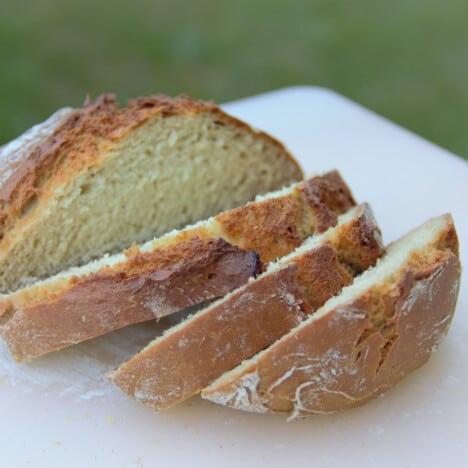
[0,94,461,419]
[0,95,302,293]
[0,172,355,361]
[110,203,385,410]
[201,214,460,420]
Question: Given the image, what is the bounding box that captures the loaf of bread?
[0,93,461,421]
[110,203,385,410]
[0,95,302,293]
[0,172,356,361]
[201,214,460,420]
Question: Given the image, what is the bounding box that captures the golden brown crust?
[118,232,216,279]
[299,170,357,232]
[201,221,461,419]
[217,195,304,261]
[332,204,384,275]
[294,245,353,313]
[110,204,383,410]
[0,94,302,243]
[217,171,356,262]
[1,238,261,362]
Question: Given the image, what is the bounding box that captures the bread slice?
[0,172,356,362]
[201,214,461,420]
[110,203,384,410]
[0,94,302,293]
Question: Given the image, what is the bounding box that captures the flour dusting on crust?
[0,108,75,187]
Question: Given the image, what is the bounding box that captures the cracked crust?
[0,172,355,361]
[109,203,384,410]
[201,215,461,419]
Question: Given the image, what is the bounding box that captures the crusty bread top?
[201,214,460,418]
[217,170,356,258]
[0,94,301,244]
[109,203,384,410]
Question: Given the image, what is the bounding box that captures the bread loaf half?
[0,172,355,362]
[110,203,384,410]
[201,214,460,420]
[0,95,302,292]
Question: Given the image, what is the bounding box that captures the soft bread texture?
[0,172,355,362]
[201,214,461,420]
[110,203,385,410]
[0,95,302,293]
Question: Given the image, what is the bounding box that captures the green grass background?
[1,0,467,159]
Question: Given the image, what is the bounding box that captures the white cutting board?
[1,86,466,468]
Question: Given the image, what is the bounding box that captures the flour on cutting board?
[0,319,169,402]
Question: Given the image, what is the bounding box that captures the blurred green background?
[1,0,467,159]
